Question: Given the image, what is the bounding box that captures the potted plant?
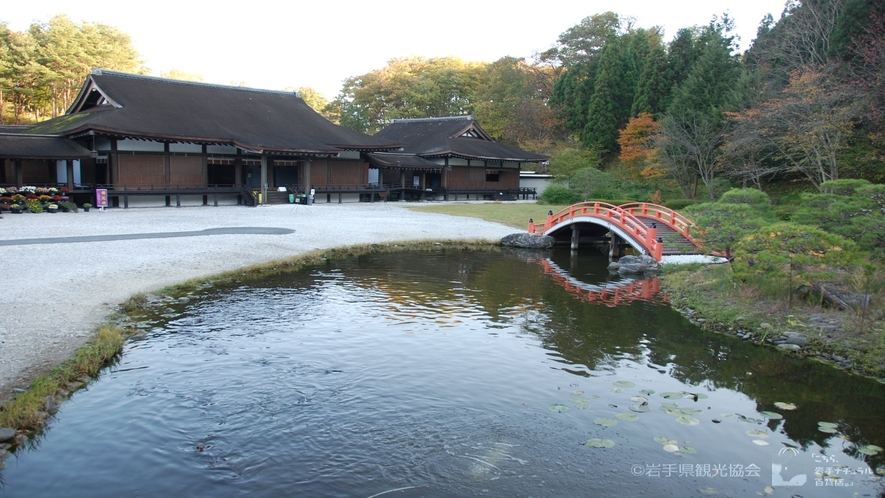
[83,202,93,212]
[47,203,59,213]
[10,203,23,214]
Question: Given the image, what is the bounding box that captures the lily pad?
[818,421,838,429]
[698,488,717,495]
[818,426,839,434]
[613,381,635,388]
[857,445,883,456]
[570,397,591,409]
[630,396,649,403]
[774,401,797,410]
[629,404,650,413]
[654,437,677,445]
[661,392,683,399]
[663,444,680,453]
[663,408,683,416]
[584,437,616,448]
[616,413,639,422]
[640,389,655,396]
[752,440,770,446]
[680,445,698,454]
[680,407,703,415]
[594,417,618,427]
[610,388,623,393]
[676,415,701,426]
[548,404,570,413]
[747,430,770,438]
[759,411,783,420]
[661,402,680,410]
[573,390,584,395]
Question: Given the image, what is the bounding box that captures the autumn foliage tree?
[617,112,661,178]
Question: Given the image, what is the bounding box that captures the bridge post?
[610,233,621,259]
[571,225,580,251]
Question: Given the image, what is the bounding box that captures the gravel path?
[0,203,518,399]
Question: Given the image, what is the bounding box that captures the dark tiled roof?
[366,153,442,170]
[0,133,92,159]
[374,116,547,162]
[25,69,402,155]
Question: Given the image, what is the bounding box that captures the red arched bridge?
[528,202,703,261]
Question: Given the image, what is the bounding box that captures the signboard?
[96,188,108,208]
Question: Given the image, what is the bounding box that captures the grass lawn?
[406,202,570,229]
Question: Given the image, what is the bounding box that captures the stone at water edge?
[784,335,809,347]
[777,343,802,351]
[0,427,15,443]
[500,233,554,249]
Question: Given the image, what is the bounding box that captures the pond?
[2,248,883,497]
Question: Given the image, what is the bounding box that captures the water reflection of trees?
[292,249,885,465]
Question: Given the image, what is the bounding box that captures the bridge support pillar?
[571,225,580,251]
[610,233,623,260]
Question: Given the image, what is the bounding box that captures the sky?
[4,0,788,99]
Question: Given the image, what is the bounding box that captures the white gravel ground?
[0,202,519,399]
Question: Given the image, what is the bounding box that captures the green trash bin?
[288,193,295,203]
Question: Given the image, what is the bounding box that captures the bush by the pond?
[732,223,861,300]
[539,184,582,205]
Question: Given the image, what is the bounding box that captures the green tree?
[329,56,484,133]
[684,201,775,257]
[733,222,860,306]
[791,179,885,258]
[547,147,601,180]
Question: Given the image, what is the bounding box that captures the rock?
[760,323,772,329]
[777,344,802,351]
[500,233,554,249]
[45,396,59,414]
[784,335,809,347]
[13,434,27,445]
[0,427,15,443]
[741,333,752,340]
[616,255,661,275]
[0,448,9,461]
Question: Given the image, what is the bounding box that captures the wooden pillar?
[14,159,23,186]
[109,139,119,186]
[164,143,172,206]
[610,232,621,260]
[303,159,311,194]
[201,145,208,185]
[571,225,580,251]
[260,154,268,205]
[164,143,171,186]
[66,160,75,190]
[267,157,275,189]
[234,150,243,187]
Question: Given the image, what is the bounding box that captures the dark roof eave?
[421,151,547,163]
[65,126,342,155]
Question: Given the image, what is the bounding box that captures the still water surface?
[2,249,883,497]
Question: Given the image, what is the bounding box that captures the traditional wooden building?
[1,71,547,206]
[1,69,402,206]
[369,116,548,201]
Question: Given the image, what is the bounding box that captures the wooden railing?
[528,201,665,260]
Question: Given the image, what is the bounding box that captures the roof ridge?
[390,115,474,123]
[91,68,301,97]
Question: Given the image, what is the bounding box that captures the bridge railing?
[618,202,698,240]
[529,201,663,260]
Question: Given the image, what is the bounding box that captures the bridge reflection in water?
[534,257,666,307]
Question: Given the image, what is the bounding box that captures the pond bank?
[0,203,517,403]
[660,262,885,382]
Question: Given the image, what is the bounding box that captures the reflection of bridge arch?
[528,202,703,261]
[537,258,666,307]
